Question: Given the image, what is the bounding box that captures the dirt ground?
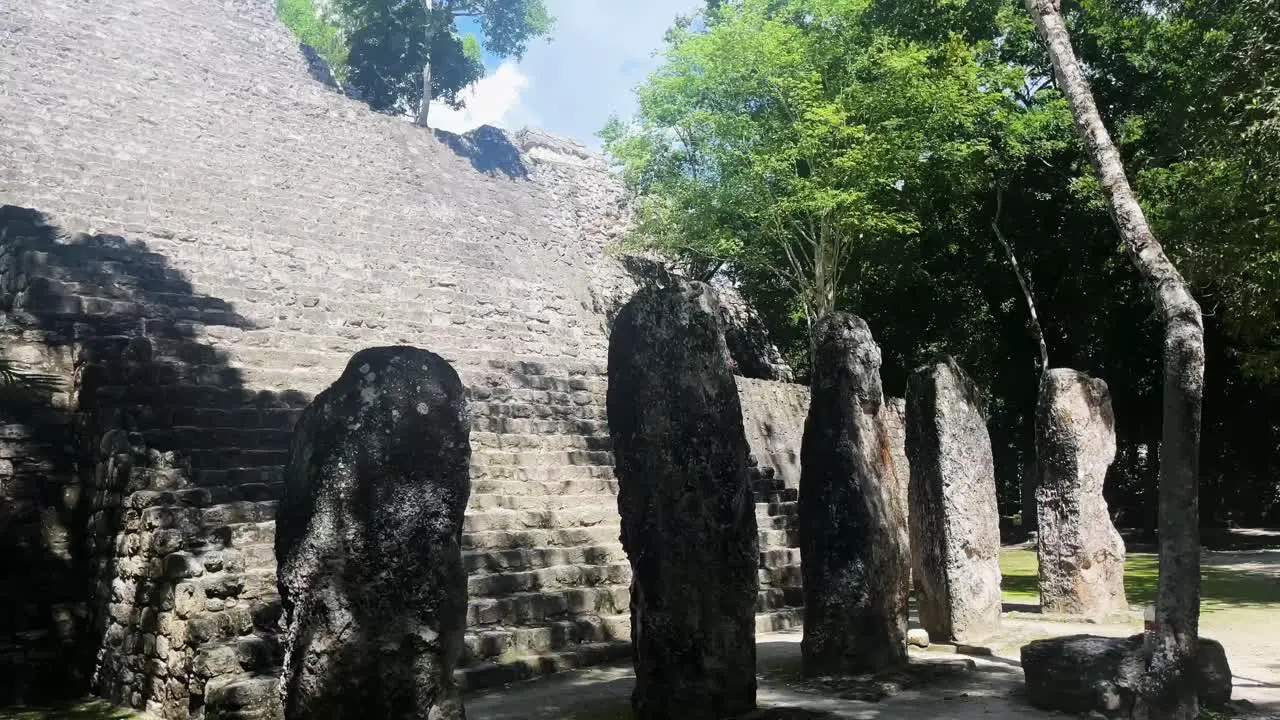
[467,549,1280,720]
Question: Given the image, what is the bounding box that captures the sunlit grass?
[1000,548,1280,614]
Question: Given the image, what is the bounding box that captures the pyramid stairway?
[173,360,804,716]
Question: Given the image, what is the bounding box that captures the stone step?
[754,488,799,504]
[469,373,608,394]
[756,514,794,531]
[204,675,281,720]
[455,609,806,693]
[481,357,608,378]
[470,432,611,451]
[757,500,797,517]
[758,528,799,549]
[463,614,631,663]
[472,415,607,436]
[463,543,627,574]
[197,500,277,525]
[471,468,616,488]
[749,467,782,489]
[759,564,803,589]
[470,401,607,423]
[760,547,802,569]
[467,561,631,598]
[203,520,277,550]
[194,633,282,680]
[467,388,606,408]
[470,449,614,468]
[456,640,632,693]
[462,507,617,533]
[757,586,804,612]
[192,568,278,609]
[467,586,629,627]
[470,476,618,496]
[467,493,618,512]
[462,526,622,552]
[755,607,805,635]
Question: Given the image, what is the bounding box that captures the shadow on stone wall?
[434,126,530,180]
[0,205,307,714]
[297,43,340,91]
[0,356,86,703]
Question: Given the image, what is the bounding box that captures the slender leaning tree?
[1023,0,1205,717]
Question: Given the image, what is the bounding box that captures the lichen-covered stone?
[1035,369,1128,617]
[799,313,909,675]
[276,347,471,720]
[880,397,911,556]
[607,282,758,720]
[905,357,1002,643]
[1021,634,1231,715]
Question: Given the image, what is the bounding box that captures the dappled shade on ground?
[0,701,138,719]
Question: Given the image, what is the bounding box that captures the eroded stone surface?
[905,357,1002,643]
[1021,634,1231,715]
[799,313,910,675]
[880,397,911,555]
[607,282,759,720]
[276,346,471,720]
[1035,369,1128,617]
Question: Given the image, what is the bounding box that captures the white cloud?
[437,2,701,147]
[430,61,535,133]
[505,0,703,149]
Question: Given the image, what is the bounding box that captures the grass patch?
[1000,548,1280,613]
[0,700,139,719]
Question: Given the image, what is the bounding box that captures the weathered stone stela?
[276,347,471,720]
[799,313,910,674]
[607,282,759,720]
[906,357,1002,642]
[1035,369,1128,617]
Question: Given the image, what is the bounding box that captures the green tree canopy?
[603,0,1069,328]
[604,0,1280,527]
[279,0,552,121]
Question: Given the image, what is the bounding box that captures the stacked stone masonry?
[0,0,810,716]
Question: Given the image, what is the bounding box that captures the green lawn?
[1000,548,1280,614]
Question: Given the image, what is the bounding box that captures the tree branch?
[991,187,1050,374]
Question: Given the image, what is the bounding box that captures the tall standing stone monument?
[799,313,910,674]
[906,357,1003,642]
[276,347,471,720]
[607,282,759,720]
[1035,369,1128,617]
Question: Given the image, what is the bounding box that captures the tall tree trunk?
[1024,1,1205,718]
[416,0,435,128]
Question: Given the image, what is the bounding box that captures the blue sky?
[433,1,704,150]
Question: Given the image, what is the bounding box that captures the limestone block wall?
[738,378,810,489]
